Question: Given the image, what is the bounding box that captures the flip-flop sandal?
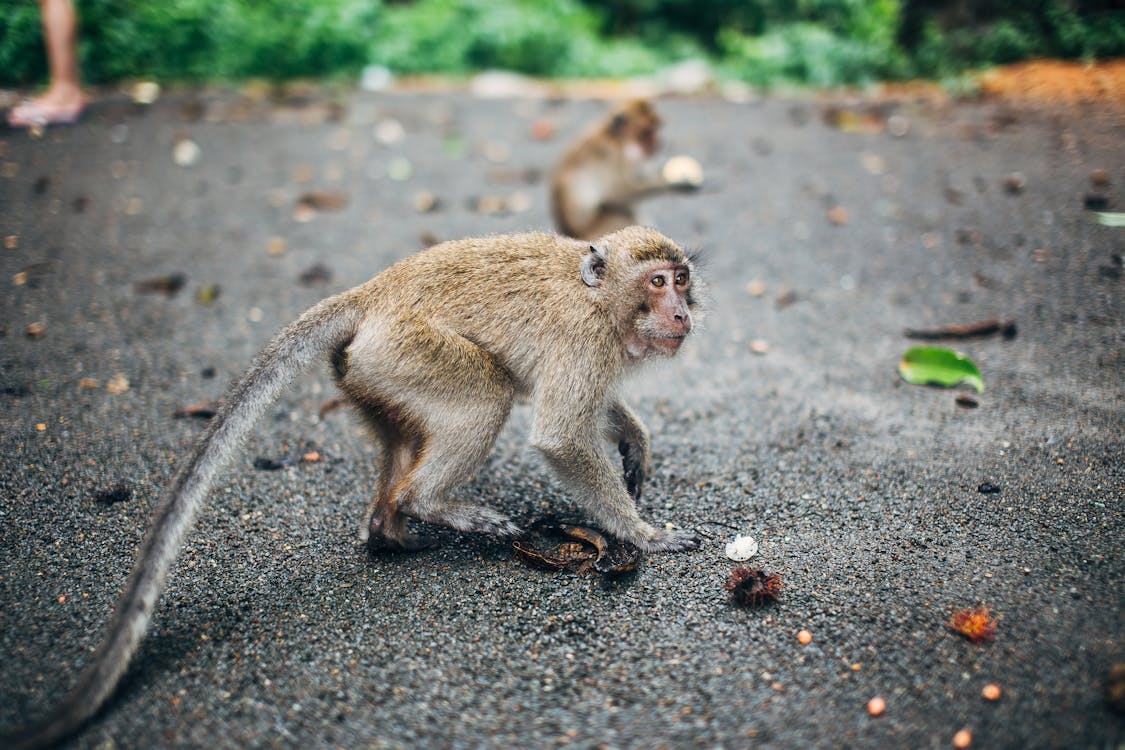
[7,100,84,128]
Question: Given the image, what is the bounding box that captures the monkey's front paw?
[635,527,700,553]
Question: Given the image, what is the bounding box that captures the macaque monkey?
[6,226,701,749]
[550,98,697,241]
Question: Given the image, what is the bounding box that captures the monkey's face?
[625,263,694,359]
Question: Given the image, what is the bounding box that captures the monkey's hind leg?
[359,417,436,552]
[394,391,520,540]
[345,322,519,548]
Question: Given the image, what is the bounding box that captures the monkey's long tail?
[5,293,364,750]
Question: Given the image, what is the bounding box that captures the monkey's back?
[352,232,620,391]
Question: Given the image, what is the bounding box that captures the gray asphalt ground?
[0,86,1121,749]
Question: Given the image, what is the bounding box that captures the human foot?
[8,89,85,128]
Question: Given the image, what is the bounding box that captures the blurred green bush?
[0,0,1122,87]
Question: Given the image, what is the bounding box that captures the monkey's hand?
[618,439,646,501]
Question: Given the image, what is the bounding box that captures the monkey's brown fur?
[551,99,693,241]
[5,226,700,749]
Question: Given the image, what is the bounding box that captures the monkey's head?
[582,226,697,361]
[609,99,661,159]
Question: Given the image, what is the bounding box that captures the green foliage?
[367,0,668,77]
[0,0,1122,88]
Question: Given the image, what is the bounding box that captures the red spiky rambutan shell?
[726,567,783,607]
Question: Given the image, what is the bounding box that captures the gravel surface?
[1,89,1122,749]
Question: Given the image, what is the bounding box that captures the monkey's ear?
[581,245,608,287]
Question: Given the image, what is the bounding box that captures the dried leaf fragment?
[949,606,996,643]
[827,205,849,225]
[726,567,782,607]
[298,263,333,286]
[297,191,348,212]
[512,521,639,577]
[904,319,1017,341]
[173,399,218,419]
[134,273,186,296]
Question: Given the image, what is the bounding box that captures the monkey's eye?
[651,276,666,288]
[675,272,689,286]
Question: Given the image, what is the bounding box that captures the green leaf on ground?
[1093,212,1125,227]
[898,346,984,392]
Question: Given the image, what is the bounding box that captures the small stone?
[867,697,886,716]
[26,322,46,338]
[952,728,972,749]
[748,340,769,355]
[981,683,1002,701]
[797,630,813,645]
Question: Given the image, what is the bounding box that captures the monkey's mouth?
[654,334,687,352]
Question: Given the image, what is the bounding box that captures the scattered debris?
[134,273,187,296]
[977,482,1001,494]
[105,373,130,394]
[1084,193,1110,211]
[898,347,984,393]
[774,289,797,310]
[726,567,783,607]
[298,263,333,286]
[195,284,221,304]
[94,485,133,506]
[952,728,973,749]
[949,606,996,643]
[955,395,979,409]
[78,378,99,390]
[318,397,346,419]
[267,237,287,256]
[904,318,1017,341]
[724,533,758,561]
[1090,169,1111,187]
[748,339,769,355]
[1094,212,1125,227]
[253,448,325,471]
[866,696,886,717]
[173,399,219,419]
[797,629,813,645]
[25,322,46,338]
[1002,172,1026,194]
[827,205,849,225]
[981,683,1002,702]
[413,191,440,213]
[296,191,348,213]
[746,279,767,297]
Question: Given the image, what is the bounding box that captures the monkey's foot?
[631,527,700,553]
[366,532,439,554]
[413,503,522,540]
